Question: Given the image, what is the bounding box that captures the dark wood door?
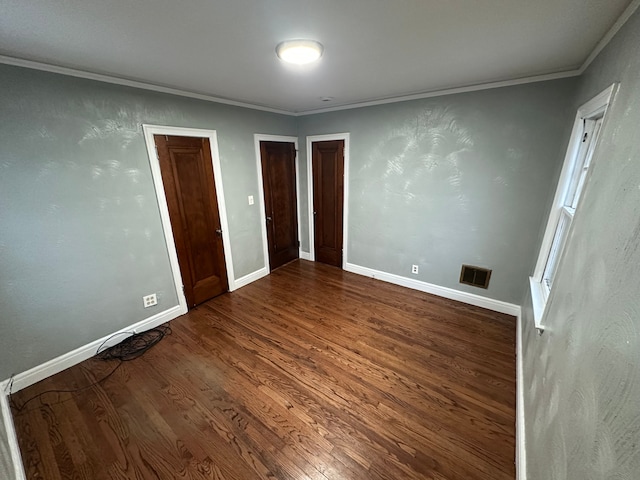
[154,135,228,307]
[260,141,299,270]
[312,140,344,267]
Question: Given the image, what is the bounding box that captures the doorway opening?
[306,133,350,269]
[258,140,300,270]
[254,134,302,272]
[143,125,236,311]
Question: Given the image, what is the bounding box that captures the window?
[530,85,616,328]
[541,117,603,295]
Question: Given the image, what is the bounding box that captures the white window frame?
[529,84,617,329]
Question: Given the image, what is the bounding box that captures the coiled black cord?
[10,324,171,414]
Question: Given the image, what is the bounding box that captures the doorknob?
[215,229,222,236]
[266,216,272,222]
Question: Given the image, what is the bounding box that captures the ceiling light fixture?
[276,40,323,65]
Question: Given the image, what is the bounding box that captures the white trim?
[516,311,527,480]
[253,134,300,272]
[0,55,292,116]
[233,267,269,290]
[579,0,640,74]
[142,124,238,293]
[295,143,304,261]
[529,84,617,329]
[342,135,351,269]
[345,262,522,317]
[529,276,547,328]
[296,70,580,116]
[3,305,184,394]
[531,115,582,283]
[142,126,188,310]
[299,251,312,261]
[0,388,26,480]
[306,136,316,261]
[1,0,637,121]
[301,0,638,117]
[578,84,618,119]
[1,304,183,480]
[0,54,578,117]
[306,133,351,267]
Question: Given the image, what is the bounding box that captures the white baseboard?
[344,262,521,317]
[232,267,269,291]
[0,303,187,479]
[516,311,527,480]
[345,261,525,476]
[3,263,270,394]
[0,262,525,480]
[3,304,186,394]
[0,385,26,480]
[299,251,312,261]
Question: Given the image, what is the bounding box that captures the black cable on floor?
[9,324,171,414]
[96,324,171,361]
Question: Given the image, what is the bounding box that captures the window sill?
[529,276,546,332]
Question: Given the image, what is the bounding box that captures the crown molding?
[579,0,640,74]
[1,0,638,117]
[294,70,581,116]
[0,55,294,116]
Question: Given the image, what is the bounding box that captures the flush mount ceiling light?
[276,39,324,65]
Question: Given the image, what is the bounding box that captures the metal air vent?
[460,265,492,289]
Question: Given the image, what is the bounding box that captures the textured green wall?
[3,19,635,480]
[522,8,640,480]
[297,80,577,304]
[0,64,296,380]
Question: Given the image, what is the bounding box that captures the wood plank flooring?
[11,260,516,479]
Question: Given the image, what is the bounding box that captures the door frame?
[253,134,301,272]
[143,125,236,312]
[306,133,350,268]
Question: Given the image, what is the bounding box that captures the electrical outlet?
[143,293,157,308]
[411,265,419,274]
[248,195,254,205]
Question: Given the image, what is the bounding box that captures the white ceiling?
[0,0,634,114]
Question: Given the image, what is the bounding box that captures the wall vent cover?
[460,265,492,289]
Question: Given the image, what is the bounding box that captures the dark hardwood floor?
[11,260,516,479]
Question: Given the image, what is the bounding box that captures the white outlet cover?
[248,195,254,205]
[143,293,158,308]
